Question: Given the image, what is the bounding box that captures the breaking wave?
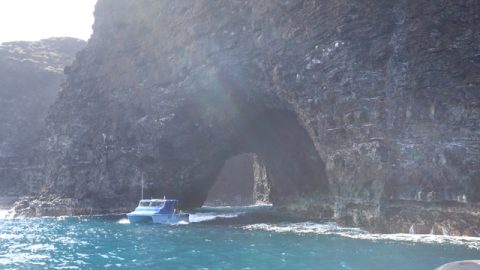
[189,212,243,223]
[116,218,130,224]
[242,222,480,250]
[0,210,8,220]
[188,204,273,223]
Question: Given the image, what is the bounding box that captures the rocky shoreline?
[8,194,479,237]
[7,196,134,218]
[279,195,480,236]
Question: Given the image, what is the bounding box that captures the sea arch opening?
[192,108,329,208]
[205,153,271,206]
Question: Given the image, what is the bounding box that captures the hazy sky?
[0,0,97,43]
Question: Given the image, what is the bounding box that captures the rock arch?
[179,108,329,208]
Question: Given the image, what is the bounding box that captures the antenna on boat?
[141,174,144,200]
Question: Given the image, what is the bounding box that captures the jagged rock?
[22,0,480,235]
[8,195,128,218]
[0,38,86,197]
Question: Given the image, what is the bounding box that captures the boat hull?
[152,213,189,224]
[127,213,153,223]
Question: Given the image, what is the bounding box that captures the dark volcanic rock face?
[42,0,479,235]
[0,38,86,197]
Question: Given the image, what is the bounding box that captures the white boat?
[127,199,189,224]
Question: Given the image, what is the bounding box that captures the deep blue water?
[0,206,479,270]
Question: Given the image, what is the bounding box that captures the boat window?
[139,201,150,207]
[150,201,165,208]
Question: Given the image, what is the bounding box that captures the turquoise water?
[0,206,479,270]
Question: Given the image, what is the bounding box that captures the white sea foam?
[188,204,272,223]
[30,244,55,252]
[242,222,480,250]
[175,220,189,225]
[202,204,272,209]
[0,253,50,266]
[0,210,7,219]
[189,212,243,223]
[0,233,19,240]
[116,218,130,224]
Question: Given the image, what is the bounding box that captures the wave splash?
[116,218,130,224]
[243,222,480,250]
[189,212,243,223]
[0,210,8,220]
[188,204,272,223]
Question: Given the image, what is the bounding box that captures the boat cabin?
[135,199,178,214]
[138,199,165,208]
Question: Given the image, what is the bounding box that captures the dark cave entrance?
[194,109,329,207]
[205,153,270,206]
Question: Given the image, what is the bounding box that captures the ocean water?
[0,206,479,270]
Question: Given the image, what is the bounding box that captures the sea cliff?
[10,0,480,235]
[0,38,85,198]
